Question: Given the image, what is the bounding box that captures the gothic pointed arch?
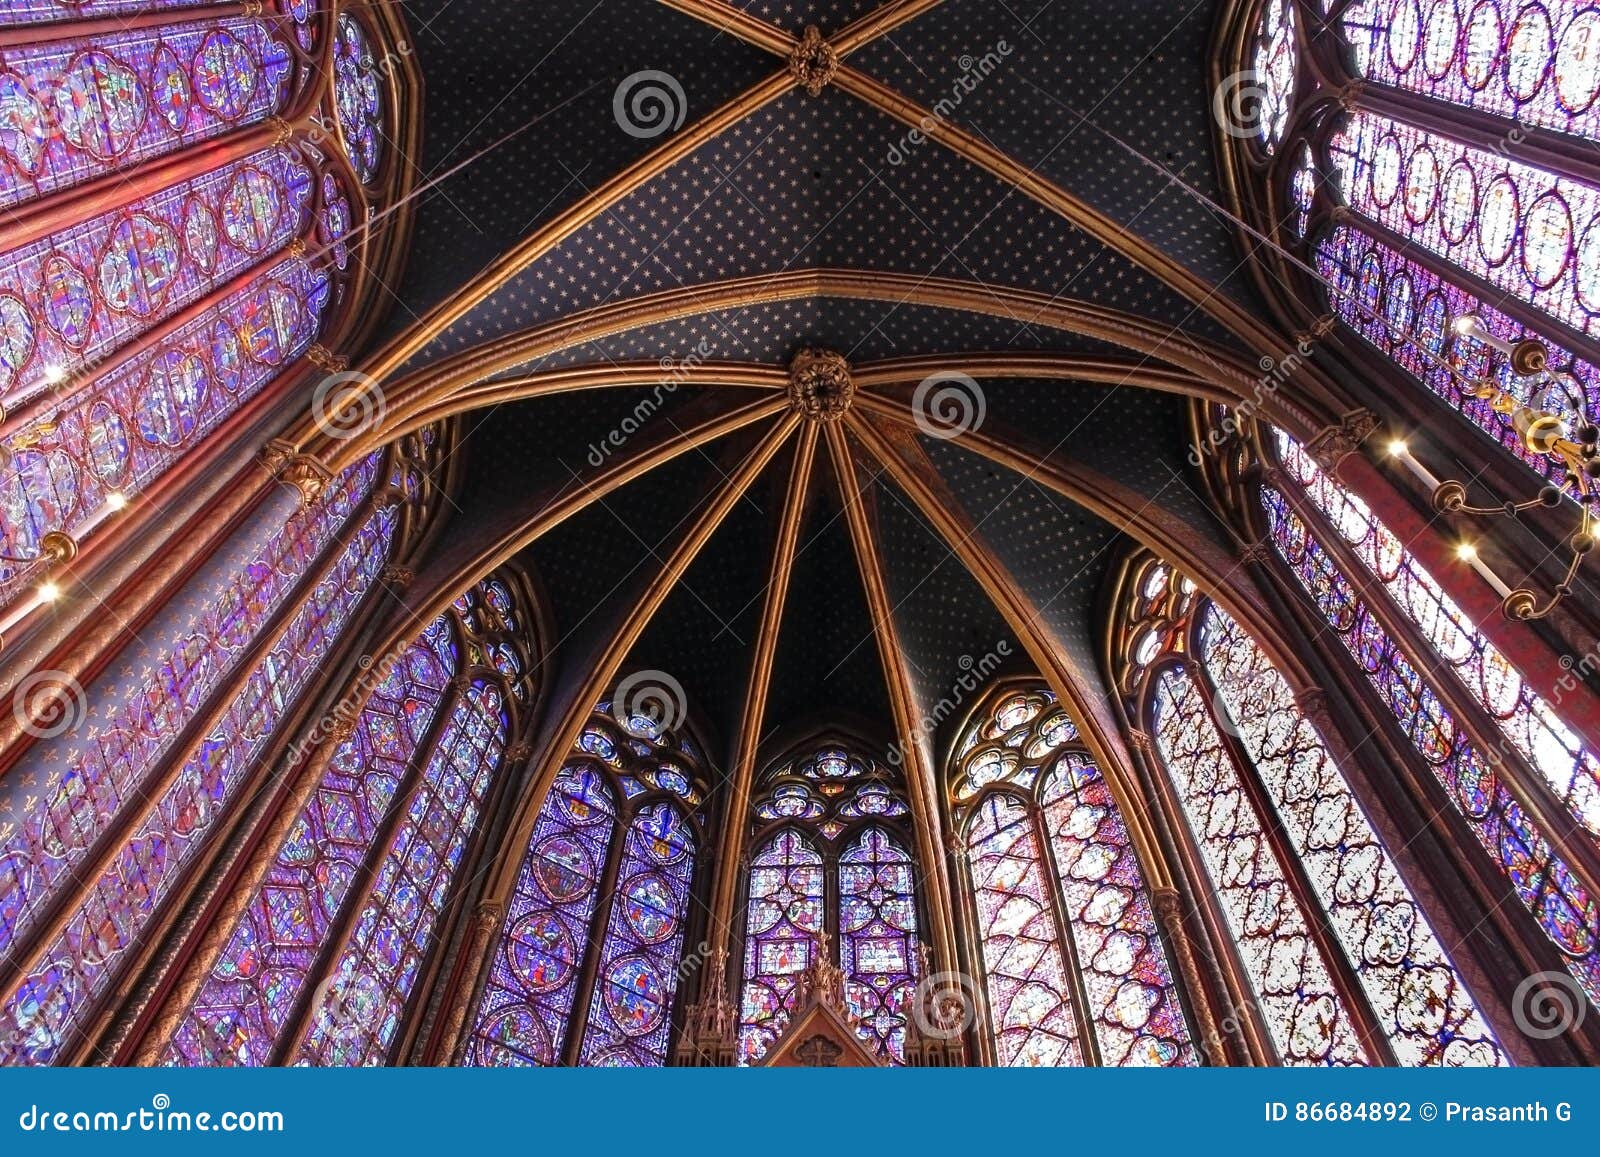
[1105,546,1508,1066]
[947,678,1197,1067]
[459,689,713,1068]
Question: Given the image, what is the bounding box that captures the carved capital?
[1151,887,1185,933]
[505,742,534,763]
[787,347,854,420]
[262,439,332,502]
[473,901,503,938]
[789,25,839,96]
[1305,409,1380,473]
[1125,727,1157,757]
[305,343,348,373]
[380,564,414,589]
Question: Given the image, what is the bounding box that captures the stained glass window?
[1261,432,1600,1002]
[1253,0,1298,150]
[156,576,534,1066]
[0,461,398,1065]
[952,686,1194,1067]
[1118,560,1507,1065]
[0,16,295,209]
[1251,1,1600,490]
[1335,0,1600,139]
[739,829,826,1062]
[465,703,707,1067]
[0,5,399,623]
[737,742,922,1064]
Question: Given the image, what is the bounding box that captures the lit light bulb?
[1386,438,1409,458]
[42,364,65,385]
[37,581,60,603]
[1456,542,1478,561]
[1452,315,1479,336]
[105,492,127,511]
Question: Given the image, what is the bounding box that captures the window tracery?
[0,3,402,620]
[1112,559,1507,1065]
[465,702,708,1068]
[952,685,1195,1067]
[1256,427,1600,1002]
[738,741,921,1065]
[157,576,535,1066]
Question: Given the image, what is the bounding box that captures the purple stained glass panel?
[0,252,335,610]
[0,488,396,1064]
[1261,480,1600,1002]
[1315,223,1599,483]
[737,828,824,1064]
[0,455,378,971]
[161,619,457,1066]
[0,19,293,210]
[1331,110,1600,339]
[0,146,312,410]
[1336,0,1600,139]
[576,803,695,1067]
[295,681,510,1065]
[466,763,618,1066]
[839,826,919,1063]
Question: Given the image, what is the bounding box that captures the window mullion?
[1186,641,1401,1065]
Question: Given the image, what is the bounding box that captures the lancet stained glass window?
[0,5,398,620]
[952,686,1194,1067]
[466,702,707,1068]
[1257,0,1600,487]
[737,743,921,1064]
[156,575,535,1066]
[1260,431,1600,1001]
[1118,559,1507,1066]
